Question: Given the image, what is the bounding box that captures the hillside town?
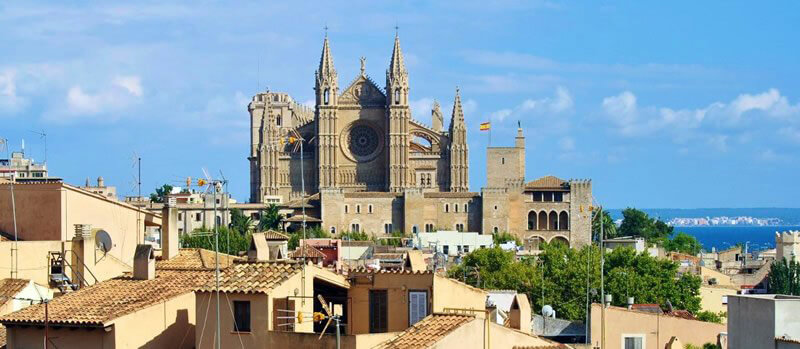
[2,4,800,349]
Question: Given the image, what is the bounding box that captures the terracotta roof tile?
[282,215,322,223]
[289,244,326,259]
[0,270,213,327]
[0,324,5,348]
[525,176,567,189]
[630,304,663,314]
[156,248,242,271]
[197,262,302,294]
[375,313,474,348]
[260,230,289,240]
[0,279,29,307]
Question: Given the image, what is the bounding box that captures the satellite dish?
[95,230,113,253]
[542,305,555,318]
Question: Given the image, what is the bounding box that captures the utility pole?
[600,205,605,349]
[214,181,221,349]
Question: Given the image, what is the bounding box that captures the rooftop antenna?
[1,138,19,279]
[198,167,224,349]
[28,130,47,165]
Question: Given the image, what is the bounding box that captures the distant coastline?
[607,207,800,226]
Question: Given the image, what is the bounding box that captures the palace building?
[248,34,592,249]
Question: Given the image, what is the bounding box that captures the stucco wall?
[6,325,112,349]
[0,241,63,284]
[699,286,737,314]
[348,273,435,335]
[727,295,776,349]
[590,304,725,349]
[112,291,197,348]
[435,319,552,349]
[0,182,62,241]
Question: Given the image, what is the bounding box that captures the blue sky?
[2,1,799,208]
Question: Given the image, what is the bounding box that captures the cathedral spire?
[388,33,406,77]
[448,87,469,192]
[450,87,465,128]
[318,35,336,79]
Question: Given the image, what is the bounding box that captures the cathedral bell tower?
[315,34,340,189]
[449,88,469,192]
[386,33,411,192]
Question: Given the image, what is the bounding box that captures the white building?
[415,231,493,256]
[727,294,800,348]
[0,152,47,180]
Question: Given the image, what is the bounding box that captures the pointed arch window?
[324,88,330,105]
[276,115,282,126]
[394,89,400,105]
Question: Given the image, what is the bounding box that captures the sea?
[675,225,800,252]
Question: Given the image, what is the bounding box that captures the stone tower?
[260,94,281,196]
[449,88,469,192]
[776,231,800,261]
[386,33,411,192]
[315,34,340,189]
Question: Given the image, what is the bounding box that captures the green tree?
[593,209,618,240]
[695,310,725,324]
[379,231,408,246]
[492,231,521,246]
[230,208,253,235]
[340,230,369,241]
[768,258,800,295]
[180,226,251,255]
[257,204,283,231]
[617,208,673,242]
[664,232,703,255]
[149,184,173,203]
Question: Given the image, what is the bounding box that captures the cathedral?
[248,34,593,249]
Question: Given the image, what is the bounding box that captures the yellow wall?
[432,275,487,318]
[0,241,63,285]
[699,266,734,287]
[590,304,725,349]
[699,286,738,315]
[6,326,112,349]
[435,319,553,349]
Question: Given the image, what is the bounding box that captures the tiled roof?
[666,310,695,320]
[375,313,473,349]
[342,240,374,247]
[289,244,326,259]
[349,268,432,275]
[0,270,213,327]
[525,176,567,189]
[260,230,289,240]
[777,336,800,344]
[283,215,322,223]
[630,304,663,314]
[156,248,242,271]
[197,262,301,294]
[0,324,5,348]
[0,279,29,307]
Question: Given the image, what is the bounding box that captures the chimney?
[248,232,268,262]
[161,197,178,260]
[71,224,95,288]
[627,297,635,310]
[508,294,532,334]
[133,244,155,280]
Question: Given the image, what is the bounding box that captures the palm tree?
[258,204,284,231]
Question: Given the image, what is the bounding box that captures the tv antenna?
[197,167,227,349]
[28,129,47,164]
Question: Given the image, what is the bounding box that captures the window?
[412,225,418,234]
[276,115,282,126]
[493,227,498,234]
[554,192,563,202]
[408,291,428,326]
[455,224,464,232]
[233,300,251,332]
[384,223,392,234]
[464,204,468,213]
[369,290,388,333]
[454,204,458,213]
[368,205,373,214]
[425,224,434,232]
[178,228,184,234]
[443,245,449,255]
[494,205,498,211]
[457,245,462,253]
[178,213,183,221]
[480,245,486,249]
[356,205,361,214]
[351,223,360,233]
[501,157,505,164]
[463,245,470,253]
[394,89,400,105]
[216,216,222,227]
[623,336,644,349]
[195,213,202,221]
[345,205,349,214]
[251,212,260,220]
[324,89,330,104]
[444,204,449,213]
[330,226,336,234]
[533,191,543,202]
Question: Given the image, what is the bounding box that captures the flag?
[479,122,491,131]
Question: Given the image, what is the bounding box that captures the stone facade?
[248,34,593,249]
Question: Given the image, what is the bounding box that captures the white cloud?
[0,69,25,113]
[113,76,142,97]
[558,136,575,151]
[729,88,800,119]
[410,97,435,122]
[489,86,573,123]
[58,75,144,120]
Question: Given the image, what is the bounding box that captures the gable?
[339,75,386,107]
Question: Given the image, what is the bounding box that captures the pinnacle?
[318,35,336,77]
[389,34,406,76]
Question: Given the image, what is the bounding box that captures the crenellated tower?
[386,33,411,192]
[315,34,340,189]
[449,88,469,192]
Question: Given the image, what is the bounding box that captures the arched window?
[493,227,499,234]
[412,225,418,235]
[528,211,537,230]
[330,226,336,234]
[464,204,468,213]
[384,223,393,234]
[559,211,569,230]
[445,204,449,213]
[548,211,558,230]
[425,224,434,232]
[216,216,222,227]
[454,204,459,213]
[501,158,505,164]
[324,89,330,105]
[368,205,373,214]
[344,205,349,214]
[276,115,282,126]
[356,205,361,214]
[538,211,547,230]
[394,89,400,105]
[455,224,464,232]
[351,223,360,233]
